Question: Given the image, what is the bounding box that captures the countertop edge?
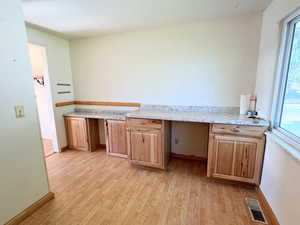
[63,113,127,121]
[63,111,269,127]
[126,115,269,127]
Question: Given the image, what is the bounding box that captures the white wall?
[171,122,209,157]
[0,0,50,224]
[28,44,53,139]
[261,136,300,225]
[255,1,300,225]
[26,26,75,149]
[70,13,262,107]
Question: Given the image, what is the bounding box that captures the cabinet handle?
[128,128,156,132]
[230,127,240,132]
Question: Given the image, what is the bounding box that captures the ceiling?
[21,0,272,39]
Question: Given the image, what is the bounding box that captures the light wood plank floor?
[42,139,54,157]
[20,149,263,225]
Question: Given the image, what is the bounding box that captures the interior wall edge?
[4,192,55,225]
[256,187,281,225]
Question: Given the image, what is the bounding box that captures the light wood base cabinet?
[105,120,127,158]
[207,124,267,185]
[64,116,100,152]
[126,118,171,169]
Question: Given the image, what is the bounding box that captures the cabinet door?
[214,138,235,176]
[107,120,127,157]
[65,117,89,151]
[234,141,257,179]
[212,135,264,184]
[128,129,162,168]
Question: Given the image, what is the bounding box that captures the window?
[274,12,300,144]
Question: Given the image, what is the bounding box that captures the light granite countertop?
[64,111,128,121]
[64,108,269,127]
[126,110,269,127]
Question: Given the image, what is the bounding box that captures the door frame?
[28,42,61,154]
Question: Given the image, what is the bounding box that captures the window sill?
[267,130,300,163]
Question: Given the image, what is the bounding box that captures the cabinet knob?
[231,127,240,132]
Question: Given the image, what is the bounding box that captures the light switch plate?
[15,105,25,118]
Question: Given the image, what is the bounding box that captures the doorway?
[28,43,59,157]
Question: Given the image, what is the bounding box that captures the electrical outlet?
[15,105,25,118]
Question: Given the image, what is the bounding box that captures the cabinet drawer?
[127,118,162,129]
[212,124,267,138]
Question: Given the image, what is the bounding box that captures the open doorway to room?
[28,43,59,157]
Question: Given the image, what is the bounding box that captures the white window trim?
[267,131,300,162]
[272,129,300,152]
[271,7,300,151]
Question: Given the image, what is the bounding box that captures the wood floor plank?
[19,149,261,225]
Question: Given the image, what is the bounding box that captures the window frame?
[272,8,300,149]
